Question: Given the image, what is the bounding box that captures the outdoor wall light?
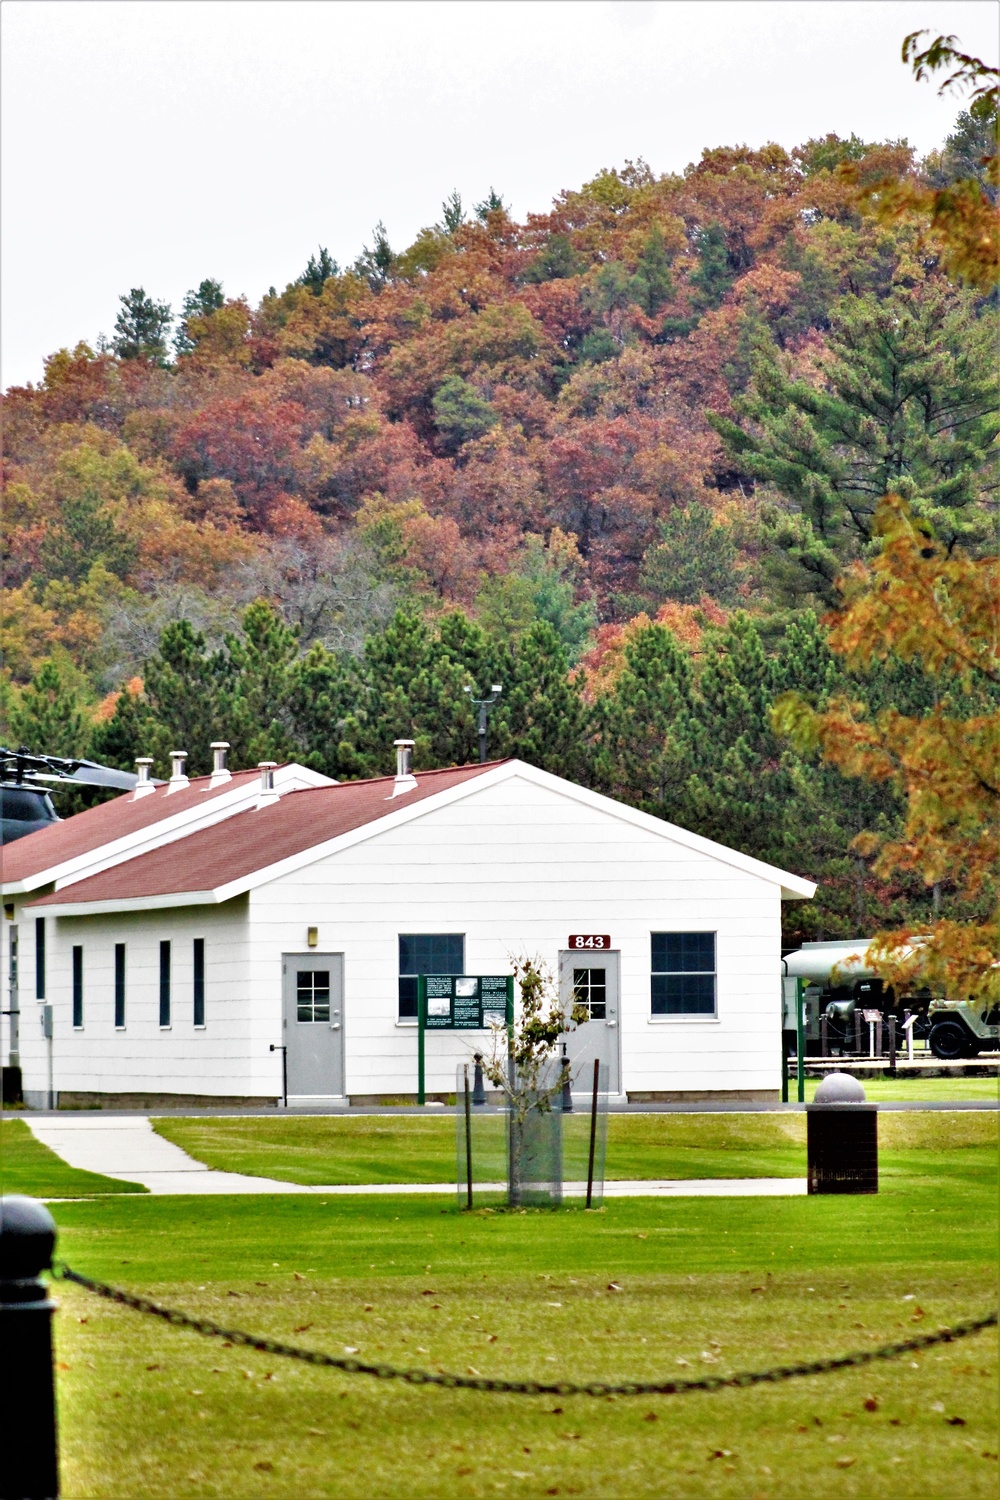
[307,927,318,948]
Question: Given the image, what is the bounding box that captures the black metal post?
[820,1015,829,1057]
[586,1058,600,1209]
[853,1008,864,1055]
[463,1066,473,1210]
[472,1052,486,1106]
[269,1044,287,1108]
[0,1195,59,1499]
[477,704,487,765]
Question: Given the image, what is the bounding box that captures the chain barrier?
[57,1264,997,1400]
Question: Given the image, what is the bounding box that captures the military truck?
[782,940,999,1060]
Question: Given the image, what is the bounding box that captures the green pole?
[417,975,426,1106]
[796,977,806,1104]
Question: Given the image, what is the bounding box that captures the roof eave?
[24,890,220,918]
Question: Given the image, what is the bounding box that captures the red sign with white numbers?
[568,935,611,950]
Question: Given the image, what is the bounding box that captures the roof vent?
[391,739,417,797]
[256,761,279,809]
[166,751,189,793]
[209,741,231,789]
[132,757,156,800]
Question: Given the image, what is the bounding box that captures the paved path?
[24,1116,806,1198]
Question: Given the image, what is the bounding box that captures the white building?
[2,750,815,1108]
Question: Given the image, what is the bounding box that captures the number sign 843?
[569,935,610,950]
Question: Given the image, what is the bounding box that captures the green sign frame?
[416,975,514,1105]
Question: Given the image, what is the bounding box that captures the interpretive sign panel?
[416,975,514,1104]
[421,975,512,1029]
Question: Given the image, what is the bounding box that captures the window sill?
[194,1024,207,1031]
[648,1016,720,1024]
[396,1019,418,1028]
[73,1025,84,1032]
[115,1026,126,1032]
[159,1025,172,1031]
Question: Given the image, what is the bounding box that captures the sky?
[2,0,997,390]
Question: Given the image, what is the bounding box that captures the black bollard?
[806,1073,878,1195]
[471,1053,486,1106]
[560,1042,573,1113]
[0,1196,59,1499]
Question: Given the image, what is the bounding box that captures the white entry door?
[282,954,345,1099]
[558,950,621,1096]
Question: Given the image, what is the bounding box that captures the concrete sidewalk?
[24,1115,807,1198]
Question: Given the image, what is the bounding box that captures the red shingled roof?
[2,769,263,886]
[27,763,503,908]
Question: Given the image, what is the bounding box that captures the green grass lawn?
[47,1146,999,1500]
[801,1076,999,1103]
[152,1109,997,1186]
[0,1117,146,1198]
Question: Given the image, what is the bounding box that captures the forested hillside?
[3,110,997,944]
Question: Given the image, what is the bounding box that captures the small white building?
[2,750,815,1108]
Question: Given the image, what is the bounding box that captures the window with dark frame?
[72,945,83,1027]
[296,970,330,1022]
[398,934,465,1018]
[35,917,46,999]
[572,967,607,1019]
[159,940,171,1027]
[114,944,126,1028]
[651,932,716,1016]
[193,938,205,1027]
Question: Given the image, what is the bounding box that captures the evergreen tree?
[591,624,696,807]
[174,278,225,353]
[712,285,1000,600]
[89,684,155,772]
[297,248,339,296]
[112,287,173,363]
[9,661,88,759]
[635,505,744,607]
[440,191,465,234]
[432,375,498,453]
[503,623,590,780]
[628,224,674,316]
[689,224,733,310]
[221,600,301,767]
[140,620,231,777]
[354,223,395,291]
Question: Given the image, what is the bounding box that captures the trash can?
[806,1072,878,1194]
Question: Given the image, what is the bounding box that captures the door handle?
[330,1023,341,1030]
[606,1021,618,1028]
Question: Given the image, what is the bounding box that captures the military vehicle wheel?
[928,1020,971,1060]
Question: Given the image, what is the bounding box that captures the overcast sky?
[2,0,996,390]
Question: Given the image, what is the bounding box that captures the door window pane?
[572,967,607,1020]
[398,935,464,1018]
[651,933,716,1016]
[297,970,331,1023]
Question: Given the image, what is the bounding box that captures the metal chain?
[57,1265,996,1399]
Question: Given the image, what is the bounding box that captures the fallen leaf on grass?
[57,1363,71,1371]
[946,1416,967,1426]
[546,1301,563,1308]
[293,1272,306,1281]
[709,1450,733,1460]
[146,1364,161,1372]
[607,1282,622,1292]
[307,1429,326,1438]
[226,1290,241,1298]
[643,1412,658,1422]
[750,1286,765,1294]
[456,1468,472,1477]
[253,1461,273,1472]
[835,1457,856,1469]
[467,1367,481,1376]
[863,1397,878,1412]
[343,1346,359,1355]
[293,1324,313,1334]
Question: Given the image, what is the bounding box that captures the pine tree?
[112,287,173,363]
[174,278,225,353]
[9,661,88,759]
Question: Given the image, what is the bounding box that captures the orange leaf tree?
[773,496,999,1000]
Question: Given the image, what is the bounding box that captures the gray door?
[558,950,621,1095]
[282,954,344,1098]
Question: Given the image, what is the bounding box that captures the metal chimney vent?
[391,739,417,797]
[256,761,279,809]
[132,757,155,799]
[209,741,231,789]
[166,751,189,793]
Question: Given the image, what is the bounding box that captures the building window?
[296,969,330,1023]
[572,967,607,1019]
[398,934,464,1019]
[159,941,171,1027]
[193,938,205,1027]
[72,945,84,1028]
[35,917,46,999]
[651,932,716,1016]
[114,944,126,1028]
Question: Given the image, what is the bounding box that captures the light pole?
[463,683,502,764]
